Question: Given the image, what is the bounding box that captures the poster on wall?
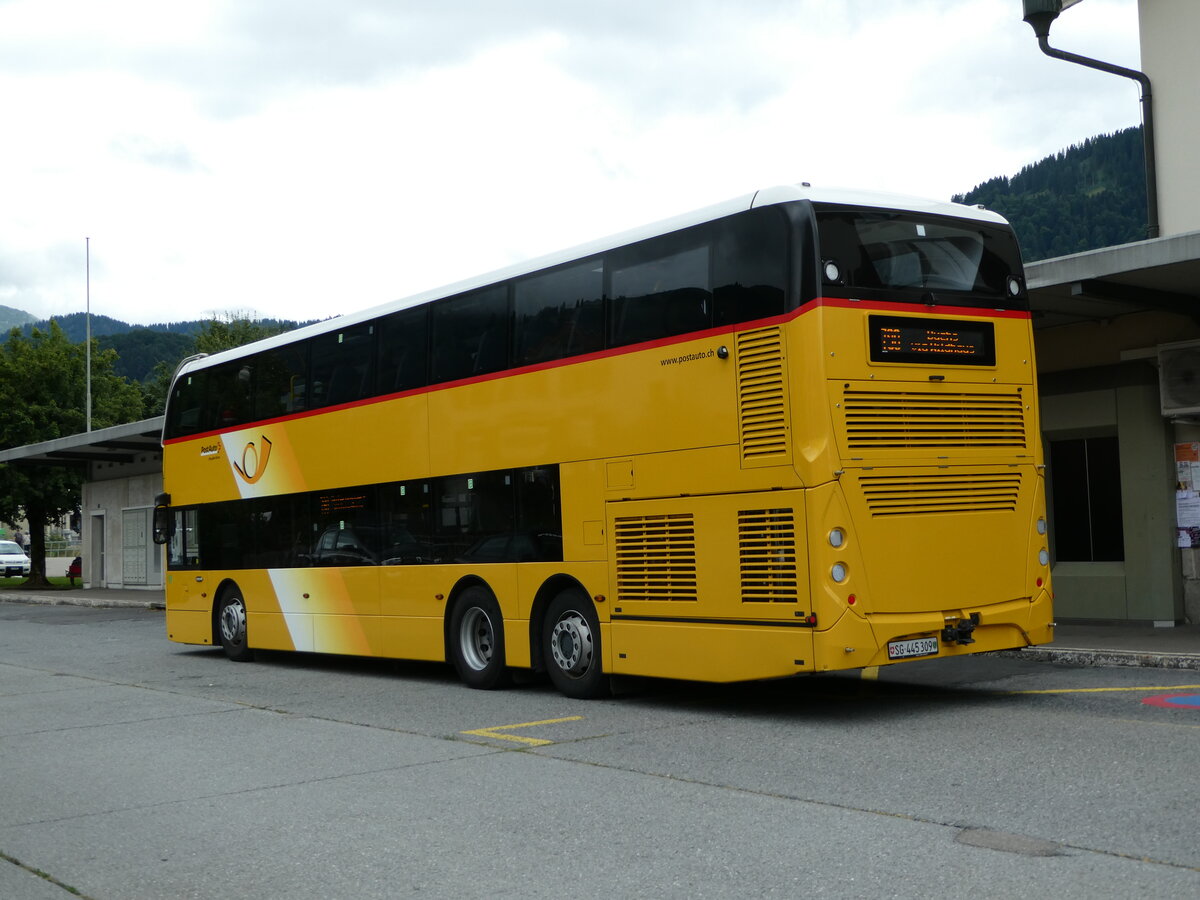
[1175,443,1200,548]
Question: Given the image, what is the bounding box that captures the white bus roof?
[175,185,1009,377]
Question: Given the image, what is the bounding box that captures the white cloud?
[0,0,1145,326]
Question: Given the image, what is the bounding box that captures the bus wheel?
[543,590,609,699]
[449,586,510,690]
[216,588,254,662]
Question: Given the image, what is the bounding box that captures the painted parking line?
[1002,684,1200,695]
[461,716,584,746]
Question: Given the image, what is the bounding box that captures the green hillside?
[954,126,1147,262]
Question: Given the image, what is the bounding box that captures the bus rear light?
[831,563,848,583]
[847,594,856,605]
[805,614,818,626]
[828,528,845,548]
[1038,549,1049,566]
[1036,577,1043,588]
[1036,517,1047,535]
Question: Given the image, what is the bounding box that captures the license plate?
[887,637,939,660]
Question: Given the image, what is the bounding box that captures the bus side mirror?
[153,493,174,545]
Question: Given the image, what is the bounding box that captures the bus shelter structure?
[1028,229,1200,625]
[0,417,164,591]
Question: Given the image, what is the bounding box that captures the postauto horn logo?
[232,436,273,484]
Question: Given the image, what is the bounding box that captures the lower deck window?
[169,465,562,570]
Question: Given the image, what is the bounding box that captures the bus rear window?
[815,207,1027,309]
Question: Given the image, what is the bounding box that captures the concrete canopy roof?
[0,417,164,468]
[1026,229,1200,328]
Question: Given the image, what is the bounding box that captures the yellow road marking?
[461,716,584,746]
[1003,685,1200,695]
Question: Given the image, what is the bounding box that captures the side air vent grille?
[614,514,698,602]
[843,389,1026,450]
[738,509,799,603]
[859,472,1023,516]
[738,327,791,464]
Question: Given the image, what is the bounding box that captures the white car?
[0,540,31,577]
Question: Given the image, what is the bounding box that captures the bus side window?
[609,231,712,348]
[251,342,310,421]
[712,207,789,327]
[204,361,252,431]
[167,375,205,437]
[376,306,429,395]
[378,480,434,564]
[310,322,375,408]
[513,260,604,366]
[430,286,509,383]
[435,470,515,562]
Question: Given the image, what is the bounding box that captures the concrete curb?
[992,647,1200,670]
[0,593,165,610]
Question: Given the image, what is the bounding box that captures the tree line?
[953,126,1147,261]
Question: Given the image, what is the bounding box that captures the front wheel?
[448,586,511,690]
[216,588,254,662]
[543,589,609,699]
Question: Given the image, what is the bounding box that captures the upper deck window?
[609,235,711,347]
[815,206,1027,310]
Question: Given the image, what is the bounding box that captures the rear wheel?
[543,589,609,699]
[449,586,510,690]
[216,588,254,662]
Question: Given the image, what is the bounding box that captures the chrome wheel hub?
[460,606,495,671]
[220,598,246,645]
[550,612,593,678]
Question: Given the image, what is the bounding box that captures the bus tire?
[216,587,254,662]
[543,589,609,699]
[449,586,510,690]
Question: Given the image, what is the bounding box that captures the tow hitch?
[942,613,981,646]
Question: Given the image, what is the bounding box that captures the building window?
[1049,436,1124,562]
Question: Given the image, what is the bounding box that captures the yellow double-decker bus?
[155,185,1053,698]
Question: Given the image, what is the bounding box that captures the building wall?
[1139,0,1200,236]
[80,456,164,590]
[1039,361,1182,624]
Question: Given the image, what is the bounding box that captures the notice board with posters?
[1176,443,1200,548]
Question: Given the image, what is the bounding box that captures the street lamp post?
[85,237,92,432]
[1021,0,1159,239]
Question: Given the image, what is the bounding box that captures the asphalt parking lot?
[2,604,1198,899]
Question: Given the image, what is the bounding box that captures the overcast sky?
[0,0,1142,327]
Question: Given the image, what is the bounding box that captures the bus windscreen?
[815,206,1027,309]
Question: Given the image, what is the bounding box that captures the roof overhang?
[0,417,164,468]
[1027,229,1200,328]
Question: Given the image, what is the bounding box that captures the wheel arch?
[528,573,593,673]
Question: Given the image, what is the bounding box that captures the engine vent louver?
[738,509,799,603]
[843,389,1026,450]
[737,327,791,464]
[859,472,1023,516]
[614,514,698,602]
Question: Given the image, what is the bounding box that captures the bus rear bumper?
[813,589,1054,671]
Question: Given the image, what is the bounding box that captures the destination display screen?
[868,315,996,366]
